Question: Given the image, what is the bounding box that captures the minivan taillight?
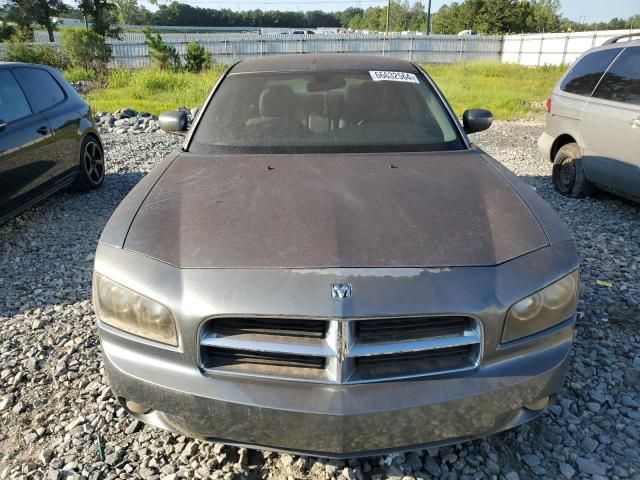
[545,97,551,113]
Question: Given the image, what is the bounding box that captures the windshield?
[189,69,465,154]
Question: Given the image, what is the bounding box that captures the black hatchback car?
[0,62,104,224]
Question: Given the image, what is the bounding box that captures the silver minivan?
[538,34,640,202]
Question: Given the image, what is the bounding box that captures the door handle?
[631,118,640,128]
[36,126,49,135]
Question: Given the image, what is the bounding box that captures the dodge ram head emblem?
[331,283,352,300]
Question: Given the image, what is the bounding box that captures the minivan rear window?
[560,48,622,96]
[592,46,640,105]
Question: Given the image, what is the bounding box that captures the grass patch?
[83,65,226,115]
[75,61,567,119]
[425,61,566,120]
[62,67,99,83]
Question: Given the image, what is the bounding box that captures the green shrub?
[185,41,211,73]
[143,28,181,71]
[60,28,111,72]
[5,40,69,69]
[0,24,16,42]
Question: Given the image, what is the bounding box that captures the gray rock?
[105,448,125,466]
[47,469,60,480]
[125,419,142,435]
[423,456,441,477]
[586,402,601,413]
[118,108,137,119]
[342,467,356,480]
[523,454,540,468]
[39,448,54,465]
[180,441,199,459]
[581,437,598,453]
[0,395,14,411]
[558,462,575,479]
[576,457,607,476]
[405,452,422,472]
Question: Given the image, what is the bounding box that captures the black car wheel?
[552,143,594,198]
[74,136,105,191]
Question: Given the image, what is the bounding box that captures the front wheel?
[552,143,594,198]
[73,136,105,191]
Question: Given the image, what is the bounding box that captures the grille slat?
[354,345,474,380]
[199,316,481,383]
[211,317,326,338]
[357,316,471,343]
[204,348,326,370]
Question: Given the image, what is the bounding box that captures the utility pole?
[385,0,390,36]
[426,0,432,35]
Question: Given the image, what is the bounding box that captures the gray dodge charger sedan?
[94,55,579,457]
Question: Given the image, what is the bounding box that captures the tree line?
[1,0,639,42]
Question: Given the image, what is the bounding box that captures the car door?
[549,47,623,146]
[12,67,78,182]
[0,69,56,218]
[580,45,640,199]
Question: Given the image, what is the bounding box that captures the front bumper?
[102,318,573,457]
[95,241,579,457]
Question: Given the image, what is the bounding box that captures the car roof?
[584,37,640,55]
[0,61,55,70]
[231,54,419,74]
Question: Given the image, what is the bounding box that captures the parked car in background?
[95,54,579,457]
[538,34,640,202]
[0,62,104,224]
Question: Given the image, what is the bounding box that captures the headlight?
[94,274,178,346]
[502,271,578,343]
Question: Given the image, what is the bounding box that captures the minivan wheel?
[73,136,105,191]
[552,143,594,198]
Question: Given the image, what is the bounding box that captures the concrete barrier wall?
[502,29,640,66]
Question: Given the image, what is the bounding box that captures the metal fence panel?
[4,32,503,68]
[8,29,638,68]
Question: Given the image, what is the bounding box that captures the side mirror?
[462,109,493,134]
[159,110,188,133]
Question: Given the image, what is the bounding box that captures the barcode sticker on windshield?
[369,71,420,84]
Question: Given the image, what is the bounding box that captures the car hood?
[123,150,549,268]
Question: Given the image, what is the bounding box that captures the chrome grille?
[199,316,482,383]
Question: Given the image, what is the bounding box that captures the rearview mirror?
[159,110,188,133]
[462,109,493,134]
[307,76,346,92]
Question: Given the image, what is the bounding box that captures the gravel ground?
[1,120,639,480]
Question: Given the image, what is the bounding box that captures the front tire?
[552,143,594,198]
[73,136,105,191]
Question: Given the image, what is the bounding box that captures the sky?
[147,0,638,23]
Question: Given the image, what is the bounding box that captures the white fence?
[1,28,638,68]
[502,29,640,66]
[1,32,502,68]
